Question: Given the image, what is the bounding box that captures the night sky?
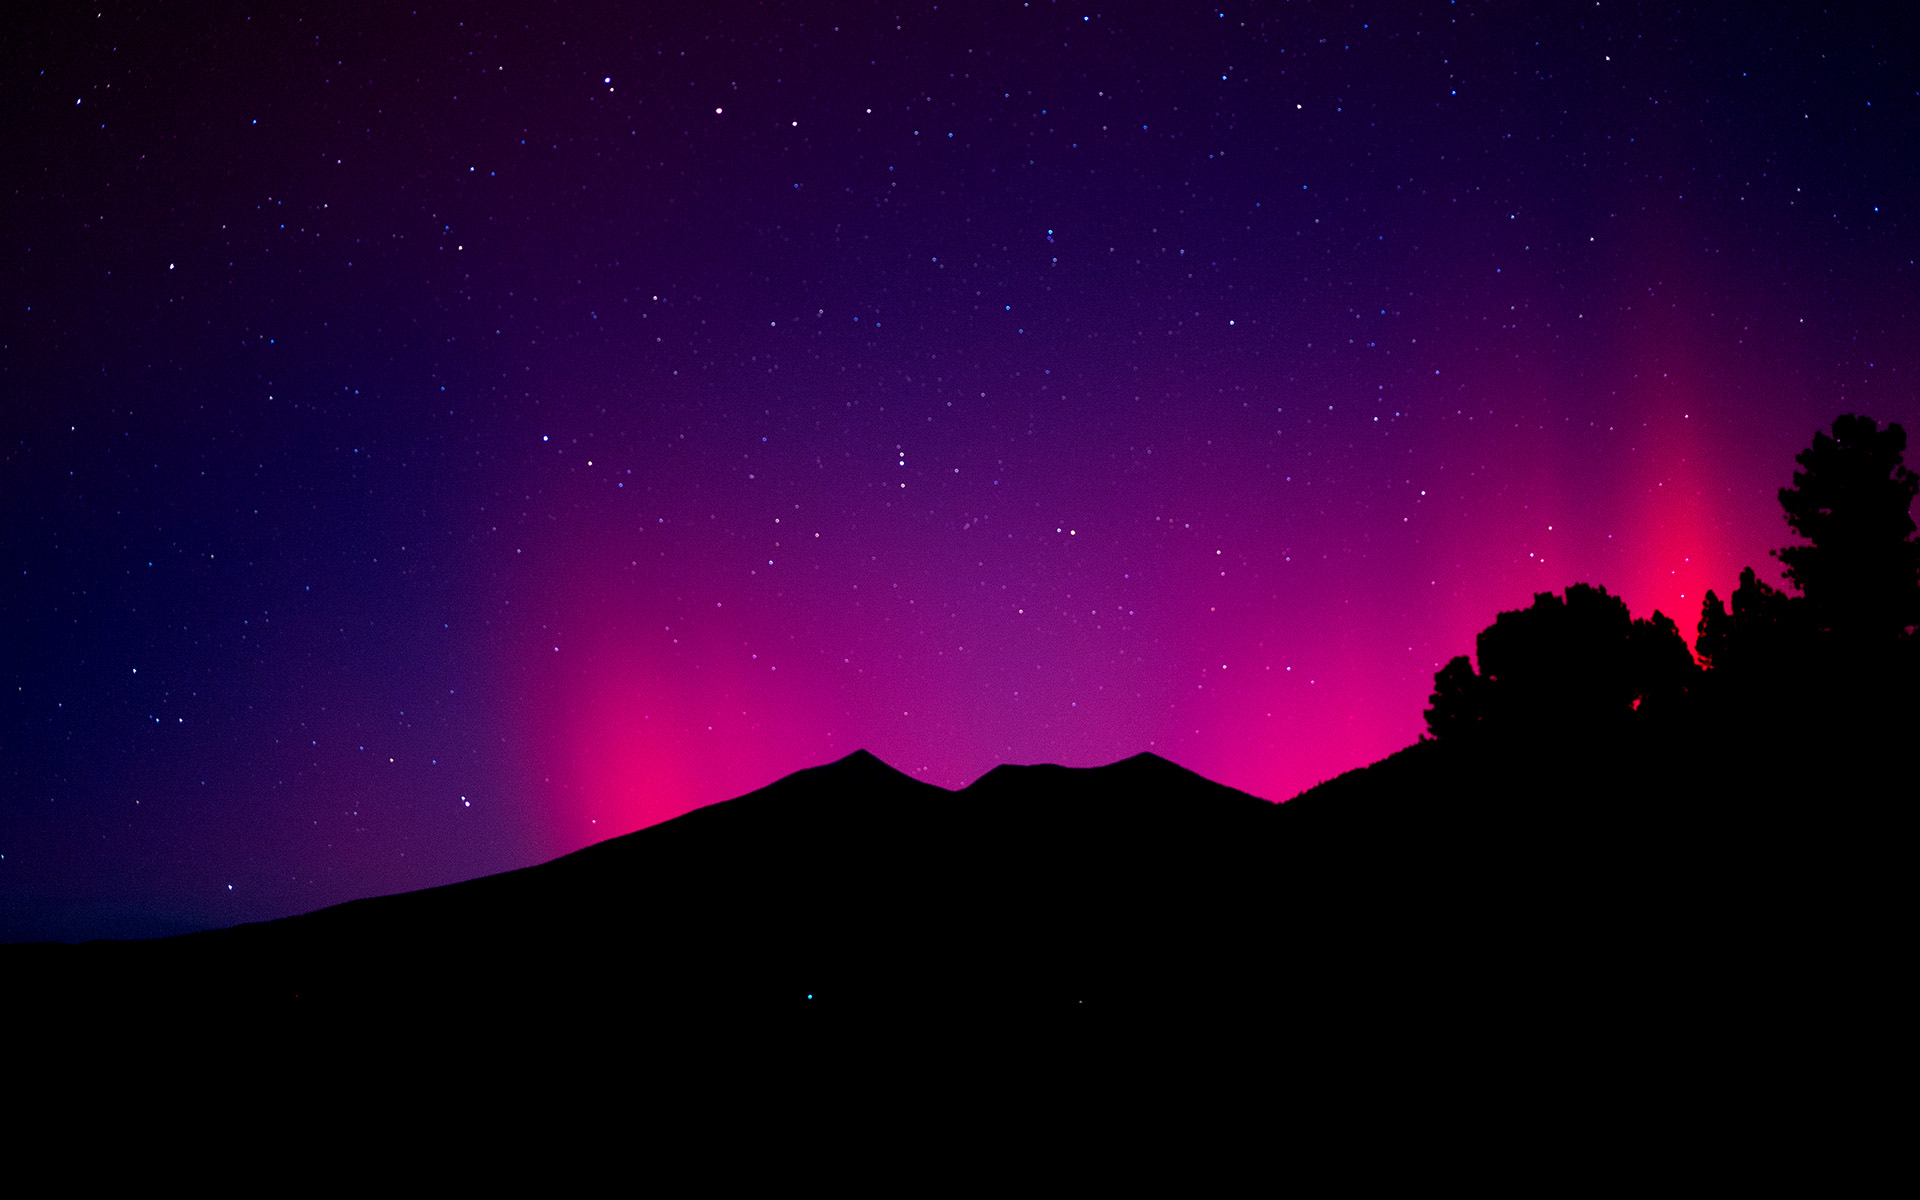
[6,2,1916,941]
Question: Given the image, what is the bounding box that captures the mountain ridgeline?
[18,751,1297,1012]
[11,415,1911,1023]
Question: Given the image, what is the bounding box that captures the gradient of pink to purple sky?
[497,267,1861,857]
[5,1,1915,939]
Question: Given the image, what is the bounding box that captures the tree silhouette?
[1773,414,1920,646]
[1425,655,1489,741]
[1696,566,1802,679]
[1425,583,1695,742]
[1413,414,1913,835]
[1694,414,1919,715]
[1626,609,1700,718]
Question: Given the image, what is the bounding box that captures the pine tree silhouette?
[1695,567,1801,679]
[1773,414,1920,647]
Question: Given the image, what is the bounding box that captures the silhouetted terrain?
[22,730,1893,1035]
[12,750,1296,1018]
[10,416,1908,1087]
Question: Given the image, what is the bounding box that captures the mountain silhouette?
[15,749,1292,1017]
[15,730,1898,1101]
[13,412,1905,1137]
[14,741,1897,1149]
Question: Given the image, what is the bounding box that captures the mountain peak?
[801,747,928,787]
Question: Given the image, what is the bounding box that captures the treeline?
[1276,418,1915,1094]
[1422,414,1919,769]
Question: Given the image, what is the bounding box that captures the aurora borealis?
[5,2,1915,941]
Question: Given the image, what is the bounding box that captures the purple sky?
[5,1,1916,941]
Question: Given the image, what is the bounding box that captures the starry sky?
[5,1,1916,941]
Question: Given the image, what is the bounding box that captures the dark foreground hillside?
[11,733,1902,1074]
[8,737,1903,1173]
